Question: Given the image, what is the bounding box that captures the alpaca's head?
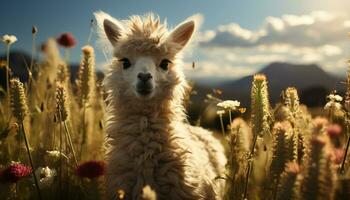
[95,12,196,107]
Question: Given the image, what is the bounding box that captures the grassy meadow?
[0,28,350,200]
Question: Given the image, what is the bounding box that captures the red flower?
[0,163,32,183]
[57,32,76,48]
[327,124,342,137]
[76,161,105,179]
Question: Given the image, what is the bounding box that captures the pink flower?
[57,32,76,48]
[0,163,32,183]
[333,148,345,164]
[327,124,342,137]
[76,161,105,179]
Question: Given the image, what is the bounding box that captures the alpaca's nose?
[137,73,152,82]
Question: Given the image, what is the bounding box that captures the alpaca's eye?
[119,58,131,69]
[159,59,171,71]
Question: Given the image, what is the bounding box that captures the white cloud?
[186,11,350,80]
[200,11,350,48]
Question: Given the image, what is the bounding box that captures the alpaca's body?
[104,103,226,200]
[95,11,226,200]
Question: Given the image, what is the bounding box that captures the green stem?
[243,132,259,199]
[6,45,10,105]
[229,109,233,134]
[243,161,252,200]
[59,118,62,199]
[339,126,350,174]
[80,101,86,158]
[87,21,93,44]
[219,115,225,136]
[63,121,78,167]
[27,33,36,96]
[20,122,42,200]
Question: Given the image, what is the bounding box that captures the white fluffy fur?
[95,11,227,200]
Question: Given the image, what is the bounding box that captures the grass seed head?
[10,78,28,121]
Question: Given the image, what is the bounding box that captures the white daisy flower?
[328,94,343,102]
[35,167,56,188]
[2,34,17,45]
[217,100,240,110]
[334,95,343,102]
[216,110,225,115]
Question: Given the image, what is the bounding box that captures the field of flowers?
[0,27,350,200]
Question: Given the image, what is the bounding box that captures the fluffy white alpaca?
[94,11,227,200]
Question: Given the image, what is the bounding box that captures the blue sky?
[1,0,350,81]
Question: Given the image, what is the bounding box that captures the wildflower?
[328,94,343,102]
[217,100,240,110]
[251,74,271,137]
[327,124,342,137]
[270,122,293,180]
[116,189,125,199]
[277,162,300,200]
[77,45,95,106]
[284,87,301,118]
[55,83,69,122]
[216,110,225,115]
[76,160,105,179]
[301,136,336,200]
[1,34,17,45]
[56,63,69,83]
[10,78,28,121]
[46,150,68,161]
[56,32,76,48]
[142,185,157,200]
[239,108,246,113]
[35,167,56,188]
[32,26,38,35]
[325,94,343,110]
[324,101,342,110]
[0,163,32,183]
[312,117,329,136]
[333,148,345,164]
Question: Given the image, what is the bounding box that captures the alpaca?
[94,11,227,200]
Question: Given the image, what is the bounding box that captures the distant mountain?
[192,62,345,107]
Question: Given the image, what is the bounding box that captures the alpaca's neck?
[111,97,184,126]
[110,88,187,126]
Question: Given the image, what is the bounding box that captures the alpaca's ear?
[167,20,195,49]
[94,11,124,47]
[103,19,122,45]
